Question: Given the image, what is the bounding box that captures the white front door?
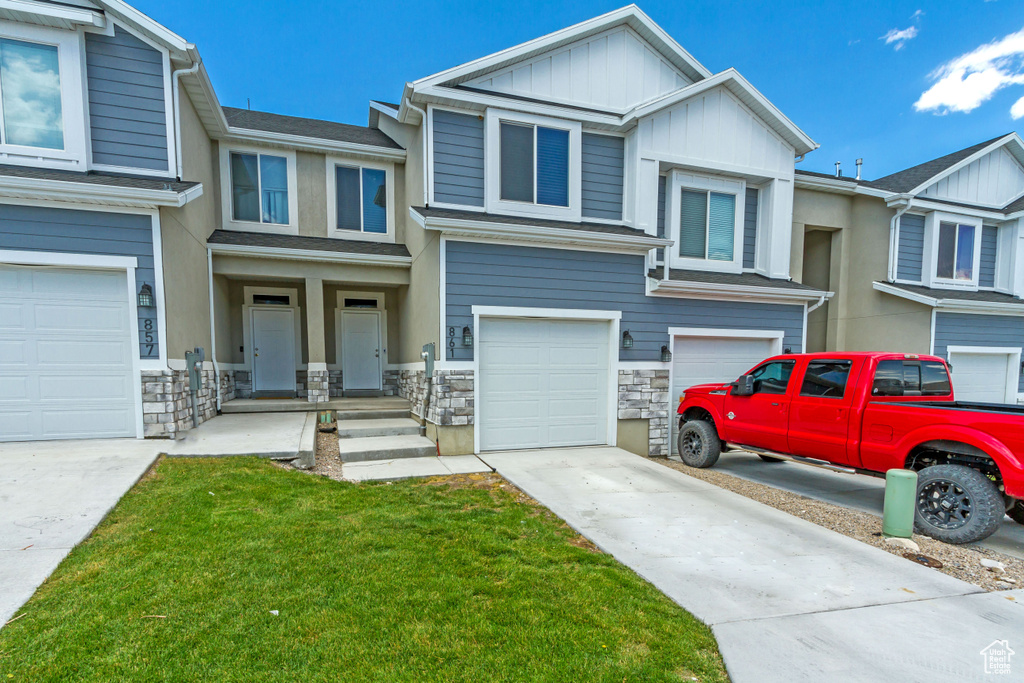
[251,308,296,394]
[341,310,382,390]
[0,265,136,441]
[948,351,1016,403]
[478,317,610,451]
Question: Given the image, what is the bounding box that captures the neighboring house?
[792,134,1024,405]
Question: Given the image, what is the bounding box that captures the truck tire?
[914,465,1003,544]
[677,420,720,468]
[1008,499,1024,526]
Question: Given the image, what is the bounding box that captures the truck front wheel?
[1008,499,1024,526]
[677,420,720,468]
[914,465,1003,544]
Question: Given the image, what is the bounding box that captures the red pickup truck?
[676,352,1024,544]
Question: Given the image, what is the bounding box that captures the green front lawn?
[0,458,726,682]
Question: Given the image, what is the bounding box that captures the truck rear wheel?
[677,420,720,468]
[1008,499,1024,526]
[914,465,1003,544]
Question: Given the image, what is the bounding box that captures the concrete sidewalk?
[0,439,161,627]
[704,450,1024,560]
[166,412,314,464]
[480,447,1024,682]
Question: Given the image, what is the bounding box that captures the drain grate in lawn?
[0,457,727,683]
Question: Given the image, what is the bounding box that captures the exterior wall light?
[622,330,633,349]
[784,347,793,354]
[138,283,154,308]
[660,345,671,363]
[462,326,473,346]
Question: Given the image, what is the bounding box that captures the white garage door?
[0,265,137,441]
[478,317,610,451]
[948,351,1014,403]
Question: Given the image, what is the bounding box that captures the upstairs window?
[936,222,974,281]
[679,189,736,261]
[335,165,387,234]
[231,152,289,225]
[499,121,569,207]
[0,38,63,150]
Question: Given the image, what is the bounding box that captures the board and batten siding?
[444,241,804,362]
[432,110,485,207]
[581,133,624,220]
[85,27,169,172]
[921,147,1024,208]
[980,226,998,288]
[0,205,159,360]
[743,187,758,269]
[933,312,1024,393]
[897,214,925,282]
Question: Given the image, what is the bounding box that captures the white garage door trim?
[947,346,1021,404]
[472,306,621,454]
[1,249,144,439]
[668,327,785,453]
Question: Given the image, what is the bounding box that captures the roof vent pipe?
[835,161,842,177]
[856,158,863,180]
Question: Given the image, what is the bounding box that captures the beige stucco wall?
[159,89,217,361]
[617,419,651,457]
[297,151,329,237]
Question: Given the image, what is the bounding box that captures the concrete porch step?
[332,409,411,421]
[337,435,437,462]
[221,396,410,416]
[336,418,421,438]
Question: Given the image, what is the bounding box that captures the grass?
[0,458,727,682]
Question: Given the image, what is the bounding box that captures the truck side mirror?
[731,375,754,396]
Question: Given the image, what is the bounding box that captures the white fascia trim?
[0,176,202,207]
[0,249,137,270]
[208,243,412,267]
[793,173,891,199]
[667,326,785,342]
[906,134,1021,197]
[95,0,191,57]
[893,197,1010,222]
[220,128,406,162]
[650,277,833,304]
[411,208,671,251]
[873,280,1024,316]
[472,305,622,320]
[416,85,624,128]
[370,101,400,119]
[0,0,105,26]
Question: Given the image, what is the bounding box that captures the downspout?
[888,199,913,282]
[171,60,201,181]
[403,97,429,206]
[207,247,221,411]
[807,294,827,315]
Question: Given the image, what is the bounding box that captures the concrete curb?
[293,412,317,469]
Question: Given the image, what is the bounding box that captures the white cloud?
[882,26,919,51]
[911,9,925,20]
[1012,95,1024,119]
[914,27,1024,116]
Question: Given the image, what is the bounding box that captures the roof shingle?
[412,206,653,238]
[0,164,199,192]
[223,107,403,150]
[650,267,820,291]
[207,230,411,258]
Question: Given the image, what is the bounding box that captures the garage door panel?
[40,408,133,439]
[0,376,30,400]
[0,303,26,329]
[0,339,29,364]
[29,269,126,299]
[548,397,602,419]
[0,410,34,440]
[38,374,132,401]
[35,339,131,365]
[34,303,128,332]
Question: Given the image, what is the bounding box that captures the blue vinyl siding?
[85,27,169,172]
[897,214,925,282]
[432,110,484,206]
[980,226,998,288]
[444,241,804,362]
[743,188,758,269]
[934,312,1024,393]
[0,205,158,359]
[581,133,624,220]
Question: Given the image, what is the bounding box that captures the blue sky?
[134,0,1024,179]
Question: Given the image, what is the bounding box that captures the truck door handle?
[771,402,780,406]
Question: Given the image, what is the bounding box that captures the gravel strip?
[652,457,1023,592]
[272,422,345,481]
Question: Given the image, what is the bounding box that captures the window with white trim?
[0,37,63,150]
[922,211,982,290]
[335,164,387,233]
[230,152,289,225]
[679,188,737,261]
[499,121,569,207]
[936,221,974,281]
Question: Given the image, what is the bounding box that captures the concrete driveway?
[0,439,161,626]
[480,447,1024,682]
[701,450,1024,560]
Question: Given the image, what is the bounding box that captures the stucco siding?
[581,133,624,220]
[444,241,804,362]
[897,214,924,282]
[85,26,169,172]
[934,312,1024,393]
[432,110,484,207]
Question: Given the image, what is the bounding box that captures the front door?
[251,308,296,395]
[342,310,382,390]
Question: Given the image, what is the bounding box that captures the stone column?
[305,277,329,403]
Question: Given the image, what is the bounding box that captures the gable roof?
[868,134,1014,194]
[222,107,403,150]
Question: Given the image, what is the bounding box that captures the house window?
[679,189,736,261]
[230,152,289,224]
[499,121,569,207]
[0,38,63,150]
[936,222,974,281]
[335,165,387,233]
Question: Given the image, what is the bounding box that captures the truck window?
[800,360,852,398]
[872,360,952,397]
[749,360,795,395]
